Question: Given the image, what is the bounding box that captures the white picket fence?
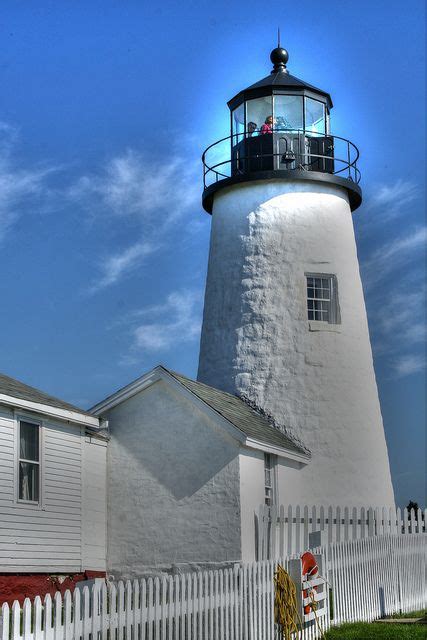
[1,534,426,640]
[0,553,329,640]
[256,504,426,560]
[329,533,426,624]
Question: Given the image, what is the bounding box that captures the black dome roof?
[227,49,333,110]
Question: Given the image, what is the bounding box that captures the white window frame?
[306,273,340,324]
[16,415,43,507]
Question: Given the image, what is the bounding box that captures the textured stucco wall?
[105,380,242,578]
[198,179,395,508]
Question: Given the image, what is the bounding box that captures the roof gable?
[91,366,309,462]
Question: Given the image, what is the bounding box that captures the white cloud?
[133,290,201,351]
[362,226,426,291]
[392,355,426,378]
[374,289,426,343]
[0,123,57,241]
[70,149,199,223]
[361,222,426,379]
[366,253,426,379]
[90,241,159,292]
[363,179,419,223]
[118,290,202,363]
[70,148,200,291]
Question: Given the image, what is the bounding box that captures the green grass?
[389,609,426,619]
[324,622,426,639]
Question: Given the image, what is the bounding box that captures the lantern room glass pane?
[274,95,303,131]
[305,97,326,134]
[246,97,273,136]
[232,103,245,146]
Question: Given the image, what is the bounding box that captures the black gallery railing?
[202,129,361,189]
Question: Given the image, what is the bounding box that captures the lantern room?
[202,46,362,213]
[229,47,331,140]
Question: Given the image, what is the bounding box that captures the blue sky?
[0,1,425,508]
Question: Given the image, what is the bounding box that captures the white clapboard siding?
[0,410,15,511]
[2,534,425,640]
[0,412,83,572]
[257,504,427,559]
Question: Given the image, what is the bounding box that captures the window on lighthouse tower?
[306,274,340,324]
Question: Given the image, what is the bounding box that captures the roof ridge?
[167,368,242,401]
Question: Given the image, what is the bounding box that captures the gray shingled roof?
[0,372,93,416]
[167,369,309,457]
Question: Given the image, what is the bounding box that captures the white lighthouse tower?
[198,45,395,507]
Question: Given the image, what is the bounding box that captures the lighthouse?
[198,45,395,507]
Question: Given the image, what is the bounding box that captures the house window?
[306,274,340,323]
[18,420,40,503]
[264,453,276,506]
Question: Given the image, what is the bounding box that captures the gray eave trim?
[244,437,310,464]
[0,393,100,428]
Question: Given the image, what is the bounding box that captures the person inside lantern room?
[260,115,274,134]
[247,121,258,136]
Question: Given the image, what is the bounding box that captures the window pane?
[246,97,273,136]
[305,98,326,135]
[19,461,39,502]
[306,273,338,323]
[20,421,39,461]
[232,104,245,146]
[274,95,303,130]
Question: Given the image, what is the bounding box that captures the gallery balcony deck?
[202,128,362,213]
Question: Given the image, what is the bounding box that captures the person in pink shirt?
[260,115,273,134]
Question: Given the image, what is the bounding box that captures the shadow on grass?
[324,622,426,639]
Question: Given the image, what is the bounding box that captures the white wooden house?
[91,365,310,578]
[0,373,107,602]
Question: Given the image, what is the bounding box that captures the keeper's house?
[0,373,107,604]
[0,366,310,601]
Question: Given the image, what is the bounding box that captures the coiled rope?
[274,563,326,640]
[274,564,302,639]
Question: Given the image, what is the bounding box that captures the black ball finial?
[270,47,289,74]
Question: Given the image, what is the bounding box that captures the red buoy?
[301,552,318,614]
